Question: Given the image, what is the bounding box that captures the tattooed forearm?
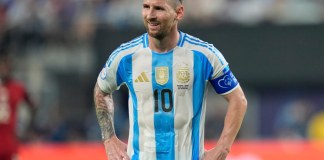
[94,83,115,141]
[96,107,115,141]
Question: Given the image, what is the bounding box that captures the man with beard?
[94,0,247,159]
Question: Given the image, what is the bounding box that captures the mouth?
[148,21,160,29]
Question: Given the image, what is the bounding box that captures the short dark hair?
[179,0,182,4]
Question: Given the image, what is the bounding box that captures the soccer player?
[93,0,247,160]
[0,50,36,160]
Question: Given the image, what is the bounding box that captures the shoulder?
[119,34,146,50]
[113,34,145,55]
[180,33,222,58]
[180,32,227,65]
[182,33,221,54]
[181,33,217,52]
[106,34,146,66]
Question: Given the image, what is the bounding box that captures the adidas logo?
[135,72,149,82]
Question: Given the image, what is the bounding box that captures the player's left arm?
[203,86,247,160]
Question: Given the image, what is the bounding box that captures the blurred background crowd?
[0,0,324,143]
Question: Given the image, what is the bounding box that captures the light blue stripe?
[185,36,222,60]
[179,33,187,47]
[142,33,148,48]
[109,38,142,60]
[107,40,143,67]
[186,35,207,44]
[118,54,139,160]
[142,34,146,48]
[185,37,225,65]
[145,33,150,47]
[152,50,175,160]
[112,36,143,56]
[177,31,184,46]
[192,50,213,160]
[116,53,134,86]
[106,35,143,67]
[120,35,143,47]
[185,36,221,57]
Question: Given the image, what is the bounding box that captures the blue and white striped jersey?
[97,32,239,160]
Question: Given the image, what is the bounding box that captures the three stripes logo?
[135,72,149,83]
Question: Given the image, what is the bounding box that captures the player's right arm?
[94,48,130,160]
[94,83,129,160]
[94,83,115,141]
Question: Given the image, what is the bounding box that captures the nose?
[147,8,157,20]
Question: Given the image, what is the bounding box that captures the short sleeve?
[182,33,239,95]
[97,56,121,94]
[206,47,239,95]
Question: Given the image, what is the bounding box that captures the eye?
[155,6,165,11]
[143,4,150,9]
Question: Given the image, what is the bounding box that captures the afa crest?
[176,67,190,84]
[155,67,169,85]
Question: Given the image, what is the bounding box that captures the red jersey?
[0,80,27,155]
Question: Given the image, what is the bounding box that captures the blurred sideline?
[19,140,324,160]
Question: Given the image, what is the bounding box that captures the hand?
[103,136,130,160]
[202,146,230,160]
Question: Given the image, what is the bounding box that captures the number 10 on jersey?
[154,89,173,113]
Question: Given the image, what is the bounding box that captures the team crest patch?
[155,67,169,85]
[176,67,190,84]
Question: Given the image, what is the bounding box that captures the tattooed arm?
[94,83,115,141]
[94,83,129,160]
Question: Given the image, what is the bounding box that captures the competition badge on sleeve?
[100,63,107,80]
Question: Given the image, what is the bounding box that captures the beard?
[146,28,165,40]
[148,30,166,40]
[144,21,169,40]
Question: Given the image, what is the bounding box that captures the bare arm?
[204,86,247,160]
[94,82,129,160]
[94,82,115,141]
[218,86,247,150]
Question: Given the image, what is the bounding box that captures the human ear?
[175,5,184,20]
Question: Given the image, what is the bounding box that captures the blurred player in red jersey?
[0,48,36,160]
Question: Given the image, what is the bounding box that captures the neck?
[148,28,179,53]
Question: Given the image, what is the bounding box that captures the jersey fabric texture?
[97,32,239,160]
[0,80,27,159]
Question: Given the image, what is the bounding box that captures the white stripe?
[172,47,194,160]
[127,92,134,157]
[132,49,156,160]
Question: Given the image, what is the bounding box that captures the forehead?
[143,0,170,5]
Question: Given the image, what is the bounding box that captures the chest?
[128,50,195,96]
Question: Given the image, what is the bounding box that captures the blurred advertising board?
[19,141,324,160]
